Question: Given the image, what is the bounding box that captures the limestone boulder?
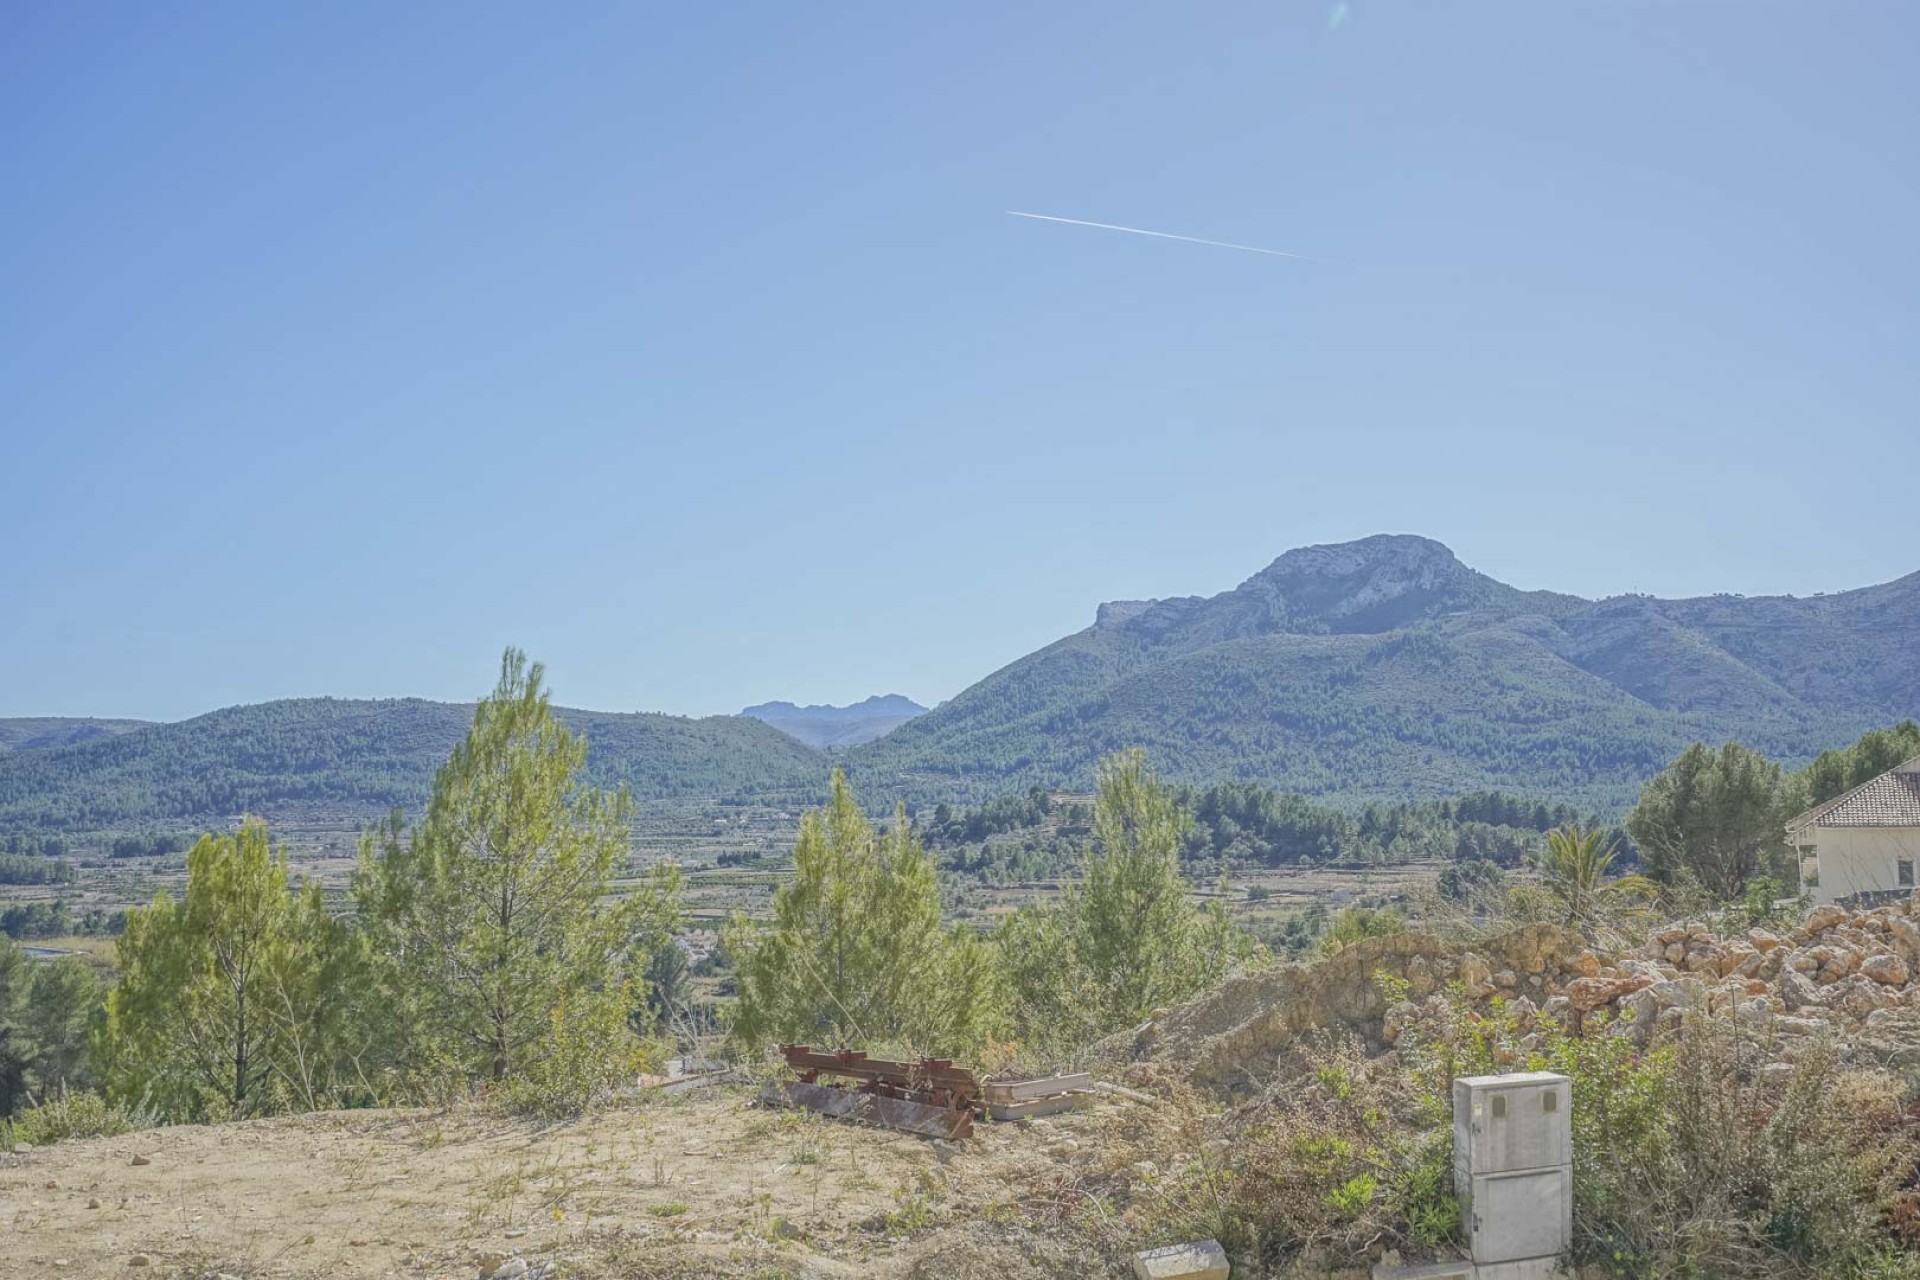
[1457,954,1492,995]
[1778,970,1824,1011]
[1799,904,1850,939]
[1864,954,1910,986]
[1649,977,1707,1011]
[1567,973,1654,1013]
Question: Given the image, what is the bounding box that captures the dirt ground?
[0,1085,1123,1280]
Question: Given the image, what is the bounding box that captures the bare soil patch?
[2,1086,1120,1279]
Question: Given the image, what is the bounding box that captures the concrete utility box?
[1453,1073,1571,1175]
[1454,1071,1572,1270]
[1458,1166,1574,1264]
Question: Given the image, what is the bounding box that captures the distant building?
[1788,754,1920,906]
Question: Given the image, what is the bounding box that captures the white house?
[1788,754,1920,906]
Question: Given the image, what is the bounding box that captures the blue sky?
[3,2,1916,722]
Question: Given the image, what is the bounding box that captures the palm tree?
[1536,825,1656,925]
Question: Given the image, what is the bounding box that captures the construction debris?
[983,1071,1096,1120]
[771,1045,981,1139]
[763,1045,1133,1138]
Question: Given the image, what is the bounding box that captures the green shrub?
[3,1088,157,1148]
[1315,905,1405,956]
[1119,1034,1462,1268]
[499,984,657,1120]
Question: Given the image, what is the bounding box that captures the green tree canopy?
[96,820,361,1119]
[354,649,679,1091]
[727,769,1001,1054]
[1801,721,1920,808]
[1626,742,1793,899]
[1001,750,1245,1050]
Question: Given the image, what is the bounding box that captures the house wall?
[1809,826,1920,905]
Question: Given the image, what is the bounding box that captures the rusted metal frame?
[780,1044,982,1109]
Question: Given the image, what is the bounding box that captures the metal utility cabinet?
[1453,1072,1573,1269]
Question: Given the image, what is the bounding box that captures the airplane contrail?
[1006,210,1313,261]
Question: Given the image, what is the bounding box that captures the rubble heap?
[1508,898,1920,1063]
[1122,900,1920,1093]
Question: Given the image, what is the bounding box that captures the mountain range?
[841,535,1920,810]
[0,700,822,834]
[740,695,928,749]
[3,535,1915,835]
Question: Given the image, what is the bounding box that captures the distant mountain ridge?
[741,694,928,749]
[844,535,1920,811]
[0,698,824,834]
[0,718,152,753]
[7,535,1917,832]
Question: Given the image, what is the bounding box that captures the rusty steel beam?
[780,1045,982,1106]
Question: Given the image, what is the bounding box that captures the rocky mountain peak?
[1237,534,1474,632]
[1249,534,1464,591]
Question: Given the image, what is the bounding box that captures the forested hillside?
[0,698,825,833]
[0,718,151,753]
[846,535,1920,811]
[920,781,1593,884]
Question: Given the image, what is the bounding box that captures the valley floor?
[1,1086,1115,1280]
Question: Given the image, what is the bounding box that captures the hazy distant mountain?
[0,718,152,753]
[741,694,928,749]
[0,699,824,833]
[845,535,1920,811]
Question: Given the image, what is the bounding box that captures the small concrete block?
[1372,1262,1474,1280]
[1132,1238,1230,1280]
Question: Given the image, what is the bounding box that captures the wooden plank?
[761,1079,974,1140]
[986,1090,1095,1121]
[983,1072,1095,1104]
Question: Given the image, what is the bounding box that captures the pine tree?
[1628,742,1792,898]
[97,820,349,1119]
[0,938,35,1113]
[1002,750,1247,1049]
[354,649,679,1095]
[17,955,100,1096]
[727,769,1002,1053]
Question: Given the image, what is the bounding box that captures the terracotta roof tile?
[1788,754,1920,831]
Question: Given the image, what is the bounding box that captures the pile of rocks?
[1127,903,1920,1095]
[1125,924,1591,1091]
[1383,898,1920,1064]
